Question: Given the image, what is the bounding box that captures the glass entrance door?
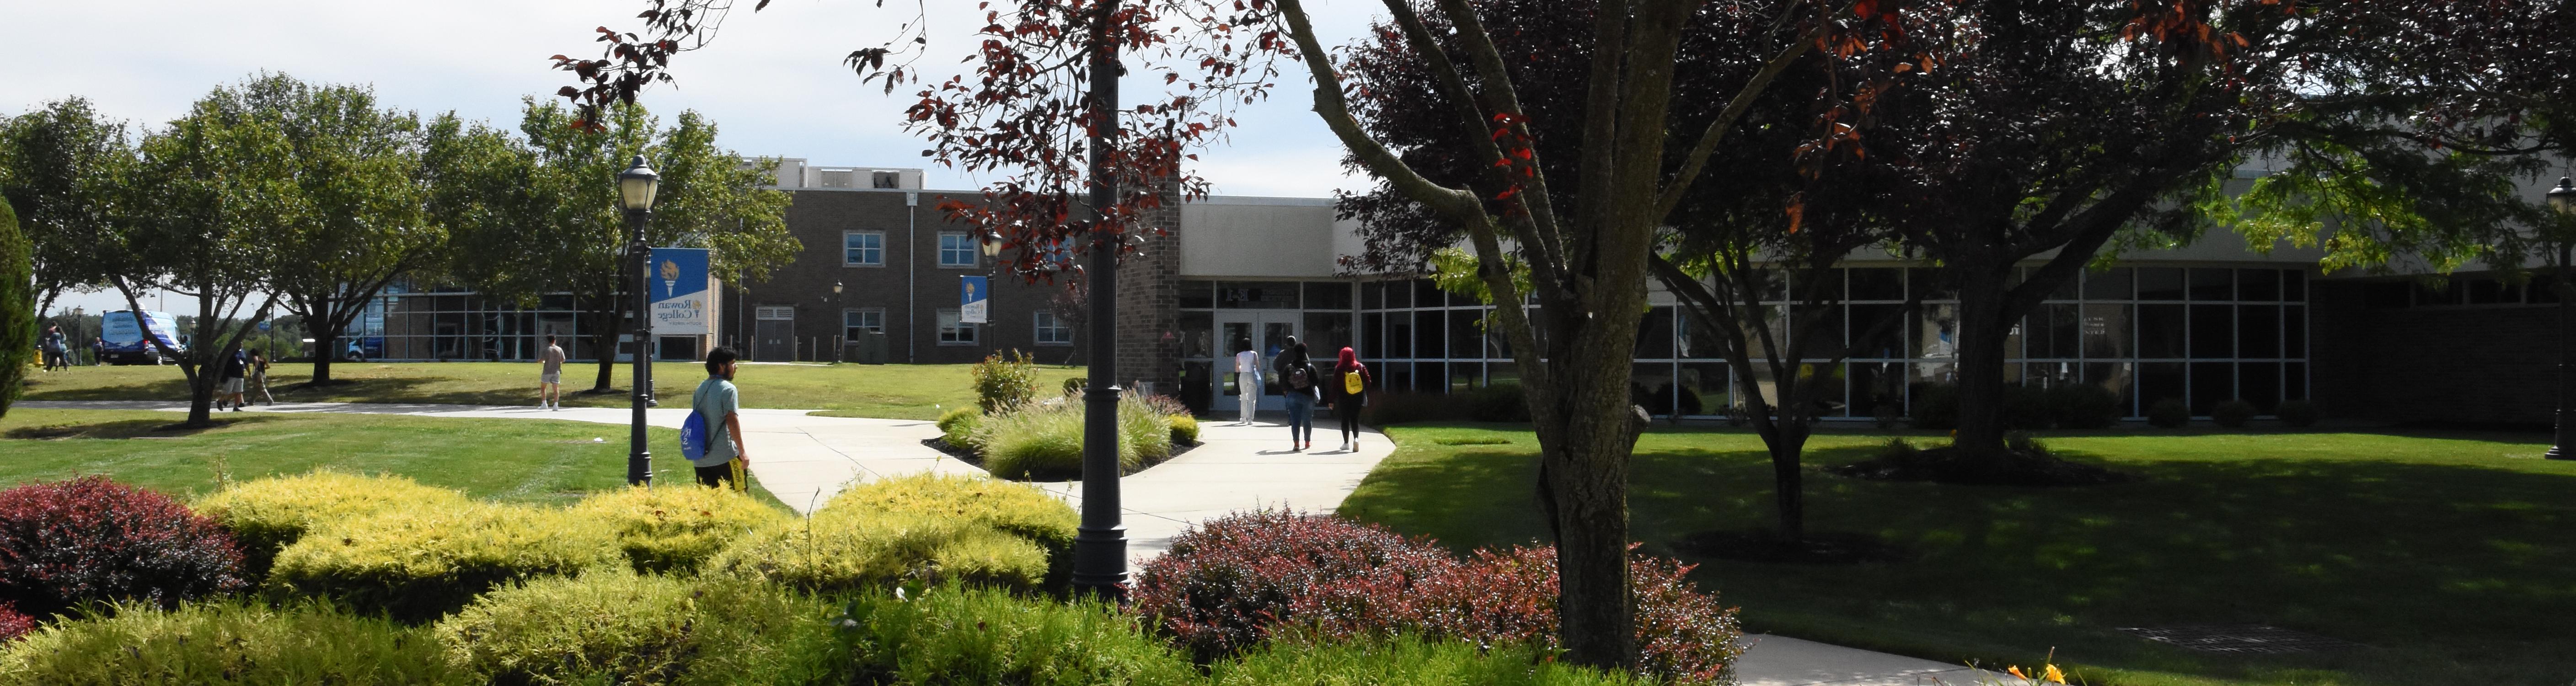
[1213,310,1300,414]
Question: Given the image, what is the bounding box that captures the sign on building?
[960,275,989,324]
[650,247,713,335]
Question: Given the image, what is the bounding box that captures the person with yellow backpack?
[1327,346,1373,452]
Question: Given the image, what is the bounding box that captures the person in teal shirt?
[691,347,749,488]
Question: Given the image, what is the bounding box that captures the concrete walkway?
[21,399,2009,686]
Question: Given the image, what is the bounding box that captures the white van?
[100,310,185,365]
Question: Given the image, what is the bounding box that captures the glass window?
[1634,307,1675,359]
[2238,269,2280,301]
[2190,268,2234,301]
[2032,303,2081,359]
[1451,363,1482,394]
[2190,363,2234,415]
[2283,270,2307,302]
[1802,268,1847,303]
[1850,268,1904,301]
[1360,313,1385,360]
[1414,310,1446,359]
[2240,362,2281,413]
[2138,268,2186,300]
[1362,281,1385,311]
[937,232,977,268]
[1849,304,1907,359]
[1216,281,1299,309]
[1450,309,1486,359]
[1385,312,1414,359]
[2138,304,2185,359]
[2283,305,2306,359]
[1415,361,1446,394]
[1179,311,1214,359]
[1305,312,1354,357]
[2082,304,2133,359]
[1680,363,1730,416]
[2139,362,2186,413]
[2084,362,2136,417]
[937,308,977,344]
[1034,311,1072,345]
[843,308,884,338]
[1908,268,1957,301]
[2189,305,2233,359]
[1414,279,1448,309]
[2084,268,2133,300]
[844,231,884,266]
[2237,305,2279,359]
[1634,362,1679,417]
[1305,282,1353,311]
[1179,280,1215,310]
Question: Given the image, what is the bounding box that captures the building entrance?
[1213,310,1300,414]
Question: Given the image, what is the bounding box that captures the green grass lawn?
[1338,424,2576,686]
[0,407,784,508]
[17,361,1084,420]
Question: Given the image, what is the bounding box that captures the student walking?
[537,335,568,410]
[217,348,249,412]
[691,346,750,489]
[40,326,66,371]
[1280,342,1320,451]
[1232,336,1260,425]
[247,348,273,406]
[1328,346,1372,452]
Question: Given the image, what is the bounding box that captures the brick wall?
[2310,279,2558,426]
[1113,182,1184,396]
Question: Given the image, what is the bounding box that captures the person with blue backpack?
[684,346,750,489]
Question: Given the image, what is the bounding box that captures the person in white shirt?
[1233,336,1259,425]
[537,335,568,410]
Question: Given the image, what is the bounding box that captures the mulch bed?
[1828,445,2134,487]
[1674,529,1910,565]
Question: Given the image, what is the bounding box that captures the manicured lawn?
[0,407,784,508]
[1338,423,2575,686]
[17,361,1084,420]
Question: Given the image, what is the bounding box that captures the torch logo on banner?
[660,259,680,299]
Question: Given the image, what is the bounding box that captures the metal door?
[1211,310,1299,413]
[755,306,795,362]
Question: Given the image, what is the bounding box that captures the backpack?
[1343,370,1364,395]
[680,410,709,462]
[1287,365,1313,391]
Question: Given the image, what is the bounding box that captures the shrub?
[980,397,1170,479]
[1168,413,1200,445]
[0,477,246,619]
[1216,637,1647,686]
[834,584,1200,686]
[0,198,29,419]
[1908,383,1959,430]
[265,502,623,622]
[0,599,466,686]
[193,470,471,578]
[2002,385,2056,430]
[2211,399,2259,428]
[1131,392,1190,418]
[1362,391,1465,426]
[0,605,29,643]
[704,514,1051,595]
[972,350,1040,414]
[2047,383,2124,430]
[937,406,983,451]
[1469,383,1532,423]
[1062,376,1088,395]
[437,573,841,686]
[824,473,1079,584]
[1130,510,1457,659]
[571,486,787,573]
[2276,398,2320,427]
[2147,397,2191,429]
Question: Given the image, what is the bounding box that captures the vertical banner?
[960,275,990,324]
[650,248,712,335]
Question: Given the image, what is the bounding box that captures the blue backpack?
[680,410,709,462]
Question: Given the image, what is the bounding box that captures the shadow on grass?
[4,415,284,439]
[1344,436,2576,686]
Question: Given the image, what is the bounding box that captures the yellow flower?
[2008,666,2028,680]
[2044,664,2067,684]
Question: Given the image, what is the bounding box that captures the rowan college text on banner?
[650,247,712,335]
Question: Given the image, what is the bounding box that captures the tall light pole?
[833,280,845,362]
[1070,0,1130,599]
[620,155,662,484]
[2546,177,2576,460]
[70,307,84,366]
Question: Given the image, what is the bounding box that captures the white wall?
[1179,197,1347,279]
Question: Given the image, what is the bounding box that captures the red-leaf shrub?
[1128,510,1457,659]
[1131,511,1746,683]
[0,603,31,642]
[0,477,246,619]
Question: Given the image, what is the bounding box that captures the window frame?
[1034,311,1072,346]
[843,230,885,267]
[937,308,979,345]
[937,232,978,268]
[843,308,885,338]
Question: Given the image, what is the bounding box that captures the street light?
[833,280,845,363]
[620,155,661,485]
[2546,177,2576,461]
[70,307,83,366]
[1071,0,1130,600]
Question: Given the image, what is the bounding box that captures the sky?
[5,0,1389,316]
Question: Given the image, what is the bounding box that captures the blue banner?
[960,275,989,324]
[650,248,712,334]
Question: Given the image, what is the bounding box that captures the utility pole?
[1071,0,1130,598]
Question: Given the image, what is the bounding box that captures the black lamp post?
[2547,177,2576,461]
[70,307,83,366]
[620,155,662,484]
[1071,0,1130,599]
[833,280,845,362]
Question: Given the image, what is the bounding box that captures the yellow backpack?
[1343,370,1364,395]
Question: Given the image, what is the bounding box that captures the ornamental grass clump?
[572,485,787,573]
[436,572,843,686]
[265,502,622,623]
[937,406,984,452]
[703,513,1051,595]
[193,470,471,578]
[0,477,246,620]
[980,393,1174,479]
[0,598,466,686]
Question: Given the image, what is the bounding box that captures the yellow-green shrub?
[436,573,843,686]
[266,502,622,622]
[937,406,984,452]
[0,599,467,686]
[1168,413,1200,445]
[572,486,787,573]
[824,473,1077,560]
[192,470,471,577]
[702,514,1050,594]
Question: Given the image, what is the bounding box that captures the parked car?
[99,311,184,365]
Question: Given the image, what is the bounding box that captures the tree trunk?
[1950,264,2014,456]
[590,301,619,392]
[1763,423,1810,541]
[1532,331,1642,671]
[308,300,338,385]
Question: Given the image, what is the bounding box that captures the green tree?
[230,74,439,384]
[0,198,32,418]
[445,100,791,392]
[111,84,298,428]
[0,98,133,316]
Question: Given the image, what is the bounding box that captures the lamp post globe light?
[2547,177,2576,461]
[620,155,661,484]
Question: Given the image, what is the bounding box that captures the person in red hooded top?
[1327,347,1374,452]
